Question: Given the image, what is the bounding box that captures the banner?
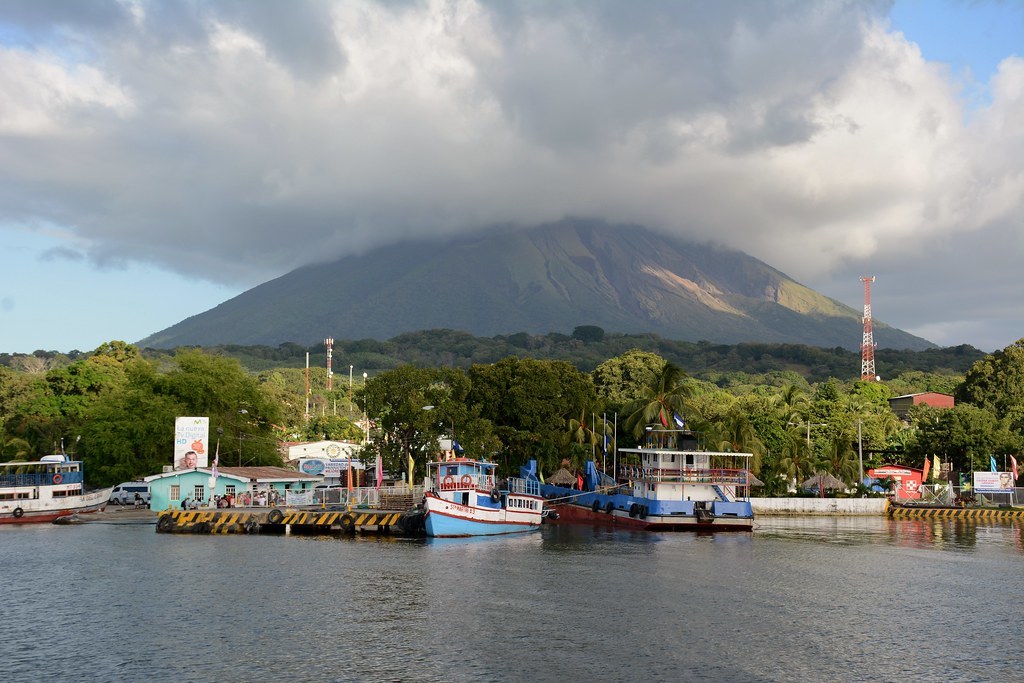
[973,471,1014,493]
[174,417,209,469]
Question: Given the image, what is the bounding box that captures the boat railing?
[436,473,495,491]
[1,471,80,487]
[619,466,752,486]
[506,477,540,497]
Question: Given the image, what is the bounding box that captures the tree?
[777,427,814,491]
[592,349,667,409]
[957,339,1024,420]
[623,362,693,438]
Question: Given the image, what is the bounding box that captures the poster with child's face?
[174,417,209,470]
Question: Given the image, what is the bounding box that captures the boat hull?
[547,500,753,531]
[0,489,112,525]
[423,492,542,537]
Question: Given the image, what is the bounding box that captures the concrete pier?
[156,507,412,535]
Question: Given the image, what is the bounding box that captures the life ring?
[52,473,63,485]
[460,475,473,487]
[442,475,455,488]
[490,488,501,503]
[13,507,24,519]
[267,508,284,524]
[156,515,174,532]
[339,513,355,533]
[605,501,614,514]
[592,499,601,513]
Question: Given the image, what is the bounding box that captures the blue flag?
[990,455,997,472]
[452,439,464,454]
[673,412,685,429]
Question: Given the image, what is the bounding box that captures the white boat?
[531,428,755,531]
[0,455,112,524]
[422,457,546,537]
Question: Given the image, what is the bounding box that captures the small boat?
[528,428,755,531]
[422,457,546,537]
[0,455,113,524]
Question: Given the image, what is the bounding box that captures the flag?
[659,411,669,427]
[673,412,685,429]
[604,431,610,453]
[452,439,464,454]
[375,452,383,489]
[539,467,545,484]
[212,443,219,479]
[990,455,997,473]
[921,456,930,483]
[932,455,940,482]
[407,452,415,491]
[1011,455,1019,481]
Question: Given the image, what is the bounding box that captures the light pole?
[238,409,248,467]
[857,419,864,485]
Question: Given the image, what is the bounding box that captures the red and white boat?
[0,455,112,524]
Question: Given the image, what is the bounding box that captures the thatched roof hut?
[802,472,846,491]
[547,467,577,486]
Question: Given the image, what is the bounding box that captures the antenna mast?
[324,338,334,391]
[860,277,876,381]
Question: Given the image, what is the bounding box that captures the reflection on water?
[2,516,1023,682]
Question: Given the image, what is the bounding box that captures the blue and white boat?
[423,457,546,537]
[528,428,755,531]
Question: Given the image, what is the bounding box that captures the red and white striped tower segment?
[860,277,876,381]
[324,338,334,391]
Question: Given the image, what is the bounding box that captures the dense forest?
[2,330,1020,496]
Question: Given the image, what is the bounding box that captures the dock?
[156,507,423,535]
[888,504,1024,519]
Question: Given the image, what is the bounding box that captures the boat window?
[685,454,694,466]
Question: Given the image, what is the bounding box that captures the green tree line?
[2,334,1022,492]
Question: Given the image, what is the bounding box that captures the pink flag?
[212,443,219,480]
[1012,455,1019,481]
[375,452,383,489]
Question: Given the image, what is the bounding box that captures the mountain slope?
[139,220,933,351]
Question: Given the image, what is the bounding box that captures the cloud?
[0,0,1021,349]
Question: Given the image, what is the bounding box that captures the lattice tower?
[324,337,334,391]
[860,277,876,381]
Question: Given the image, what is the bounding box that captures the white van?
[109,482,151,506]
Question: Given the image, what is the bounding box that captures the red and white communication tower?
[860,277,877,381]
[324,337,334,391]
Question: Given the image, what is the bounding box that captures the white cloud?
[0,0,1021,350]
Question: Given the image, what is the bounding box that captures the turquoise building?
[146,466,320,510]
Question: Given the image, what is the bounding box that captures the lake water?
[2,515,1021,682]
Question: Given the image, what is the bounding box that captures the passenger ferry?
[422,457,546,537]
[530,428,755,531]
[0,455,112,524]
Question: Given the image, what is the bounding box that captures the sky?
[1,0,1022,355]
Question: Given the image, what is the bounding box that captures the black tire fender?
[156,515,174,532]
[629,503,638,518]
[592,499,601,513]
[339,513,355,533]
[605,501,614,514]
[267,508,285,524]
[490,488,501,504]
[13,507,24,519]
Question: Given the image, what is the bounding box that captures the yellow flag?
[539,466,545,484]
[932,455,940,482]
[407,452,415,491]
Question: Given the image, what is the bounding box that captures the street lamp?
[238,409,248,467]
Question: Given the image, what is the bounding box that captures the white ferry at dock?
[0,455,112,524]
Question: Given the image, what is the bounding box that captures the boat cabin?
[0,456,84,502]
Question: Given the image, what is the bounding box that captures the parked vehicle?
[109,482,151,507]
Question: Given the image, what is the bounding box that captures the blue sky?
[1,0,1022,354]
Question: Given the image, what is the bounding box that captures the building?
[868,464,924,500]
[285,440,366,487]
[888,392,955,420]
[145,466,320,510]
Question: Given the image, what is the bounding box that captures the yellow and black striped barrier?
[888,505,1024,520]
[156,508,408,535]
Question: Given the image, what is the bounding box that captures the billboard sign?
[973,471,1014,493]
[174,417,210,469]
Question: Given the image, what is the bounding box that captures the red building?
[888,392,954,420]
[868,464,924,500]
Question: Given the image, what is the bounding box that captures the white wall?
[751,497,888,515]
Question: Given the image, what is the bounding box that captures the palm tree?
[624,362,693,438]
[715,410,765,475]
[777,427,814,491]
[817,430,859,488]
